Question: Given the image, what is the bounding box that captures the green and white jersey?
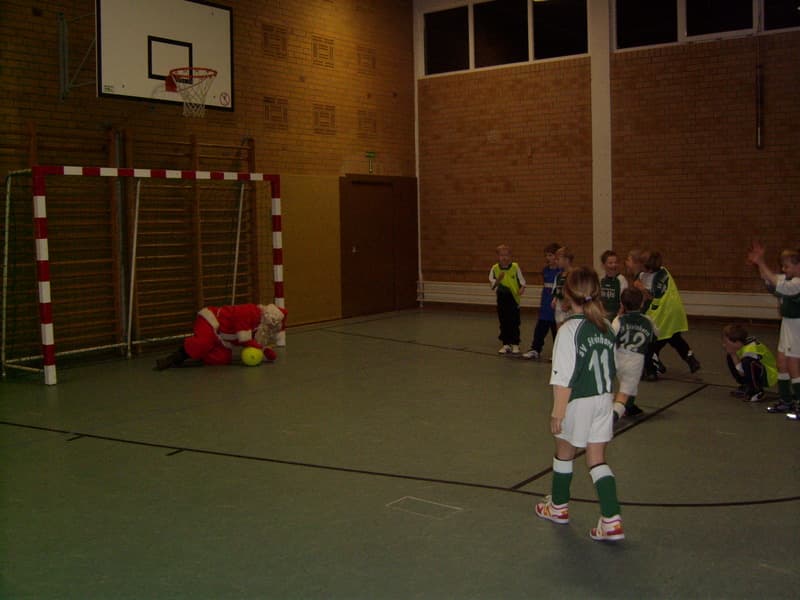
[550,314,617,401]
[775,275,800,319]
[600,274,628,319]
[612,311,656,355]
[737,336,778,387]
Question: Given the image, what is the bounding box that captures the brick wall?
[0,0,416,343]
[0,0,416,177]
[2,0,798,305]
[612,33,800,293]
[418,59,593,286]
[418,31,800,293]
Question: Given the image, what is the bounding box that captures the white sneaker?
[522,350,539,360]
[498,345,512,354]
[589,515,625,541]
[511,345,521,355]
[535,496,569,524]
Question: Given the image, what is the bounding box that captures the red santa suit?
[183,304,278,365]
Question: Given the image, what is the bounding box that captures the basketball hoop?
[166,67,217,117]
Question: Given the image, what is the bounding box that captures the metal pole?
[2,174,16,377]
[126,179,141,358]
[231,183,245,304]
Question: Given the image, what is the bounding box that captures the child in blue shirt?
[523,243,561,360]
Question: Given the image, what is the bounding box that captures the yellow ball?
[241,347,264,366]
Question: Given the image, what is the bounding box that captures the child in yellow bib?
[636,250,700,378]
[722,323,778,403]
[490,244,526,355]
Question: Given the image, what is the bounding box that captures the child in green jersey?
[612,288,656,420]
[490,244,526,355]
[746,243,800,417]
[722,323,778,403]
[535,266,624,542]
[600,250,628,321]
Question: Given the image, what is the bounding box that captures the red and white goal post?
[2,165,284,385]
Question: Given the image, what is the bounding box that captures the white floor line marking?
[385,495,464,520]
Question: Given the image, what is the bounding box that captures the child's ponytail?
[564,266,609,332]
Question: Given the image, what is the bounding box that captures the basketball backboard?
[96,0,233,111]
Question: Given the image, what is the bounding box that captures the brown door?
[340,175,417,318]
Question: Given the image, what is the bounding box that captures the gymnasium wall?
[0,0,415,326]
[2,0,798,329]
[417,30,800,299]
[418,59,593,286]
[611,33,799,294]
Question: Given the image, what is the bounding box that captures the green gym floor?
[1,307,798,599]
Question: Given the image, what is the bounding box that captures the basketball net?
[166,67,217,117]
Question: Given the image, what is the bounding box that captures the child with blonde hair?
[489,244,526,355]
[746,243,800,416]
[535,266,624,542]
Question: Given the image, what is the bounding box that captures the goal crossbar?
[5,165,283,385]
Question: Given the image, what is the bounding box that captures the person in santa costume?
[155,303,286,370]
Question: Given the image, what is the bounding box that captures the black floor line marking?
[509,449,586,491]
[299,312,414,334]
[509,385,709,490]
[323,329,516,358]
[2,418,798,508]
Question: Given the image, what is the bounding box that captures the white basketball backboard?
[96,0,233,111]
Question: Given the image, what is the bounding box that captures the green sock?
[778,375,791,402]
[590,464,621,517]
[625,395,637,409]
[792,378,800,403]
[551,457,573,505]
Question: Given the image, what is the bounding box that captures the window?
[764,0,800,30]
[424,6,469,75]
[615,0,797,49]
[686,0,752,36]
[418,1,800,76]
[532,0,588,59]
[474,0,529,68]
[616,0,677,49]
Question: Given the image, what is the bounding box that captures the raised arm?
[746,241,779,287]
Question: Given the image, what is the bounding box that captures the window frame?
[413,0,800,78]
[612,0,799,53]
[416,0,591,79]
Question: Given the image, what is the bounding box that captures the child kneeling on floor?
[722,323,777,403]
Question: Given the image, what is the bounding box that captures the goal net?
[2,165,283,385]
